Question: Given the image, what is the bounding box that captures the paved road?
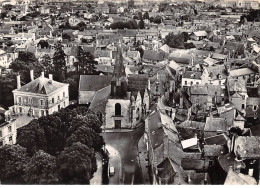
[90,153,103,185]
[102,124,145,185]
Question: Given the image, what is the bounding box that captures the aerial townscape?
[0,0,260,185]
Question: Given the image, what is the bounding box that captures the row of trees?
[0,107,104,184]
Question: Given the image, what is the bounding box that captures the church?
[78,45,150,129]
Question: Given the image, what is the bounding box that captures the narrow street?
[102,124,145,184]
[90,153,103,185]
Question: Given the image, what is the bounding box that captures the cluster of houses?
[0,0,260,185]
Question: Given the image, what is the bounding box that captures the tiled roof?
[183,71,202,79]
[218,153,246,173]
[14,77,68,95]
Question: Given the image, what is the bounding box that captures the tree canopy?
[164,32,190,48]
[0,107,104,184]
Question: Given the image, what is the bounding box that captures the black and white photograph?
[0,0,260,185]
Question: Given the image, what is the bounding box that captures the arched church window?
[115,103,121,116]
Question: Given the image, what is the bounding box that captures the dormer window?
[218,74,222,79]
[191,74,194,79]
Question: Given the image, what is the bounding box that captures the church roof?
[79,75,112,91]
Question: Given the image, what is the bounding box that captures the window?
[219,80,221,85]
[0,130,2,137]
[185,81,187,85]
[18,97,22,103]
[28,98,33,104]
[63,92,65,98]
[40,99,44,106]
[196,82,199,85]
[242,104,245,109]
[58,96,60,101]
[9,136,12,141]
[8,126,12,133]
[191,81,193,85]
[254,105,257,111]
[52,98,54,103]
[115,103,121,116]
[0,141,3,146]
[156,85,159,92]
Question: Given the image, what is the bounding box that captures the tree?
[10,51,43,83]
[0,72,16,108]
[17,120,48,156]
[41,54,54,76]
[57,142,97,184]
[143,11,149,20]
[74,46,97,75]
[138,19,145,29]
[53,41,67,81]
[153,16,163,24]
[165,32,189,48]
[128,0,134,8]
[63,77,78,101]
[24,150,58,184]
[66,126,104,151]
[0,145,29,184]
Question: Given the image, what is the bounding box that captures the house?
[11,71,69,117]
[190,31,208,41]
[246,97,260,119]
[145,109,184,184]
[181,71,202,88]
[0,112,17,146]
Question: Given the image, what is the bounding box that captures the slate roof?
[79,75,112,91]
[224,169,257,185]
[183,71,202,79]
[89,85,111,109]
[14,77,68,95]
[204,134,229,145]
[230,68,255,78]
[204,117,228,132]
[143,50,167,61]
[204,145,228,157]
[218,153,246,173]
[246,97,260,106]
[234,136,260,159]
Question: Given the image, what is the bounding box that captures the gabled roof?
[193,30,208,37]
[14,77,68,95]
[79,75,112,92]
[143,50,167,61]
[204,145,228,157]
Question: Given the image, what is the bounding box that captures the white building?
[11,71,69,117]
[0,49,8,68]
[0,116,17,147]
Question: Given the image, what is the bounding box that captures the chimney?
[49,74,53,81]
[17,75,21,89]
[41,71,44,78]
[30,70,34,81]
[49,74,53,84]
